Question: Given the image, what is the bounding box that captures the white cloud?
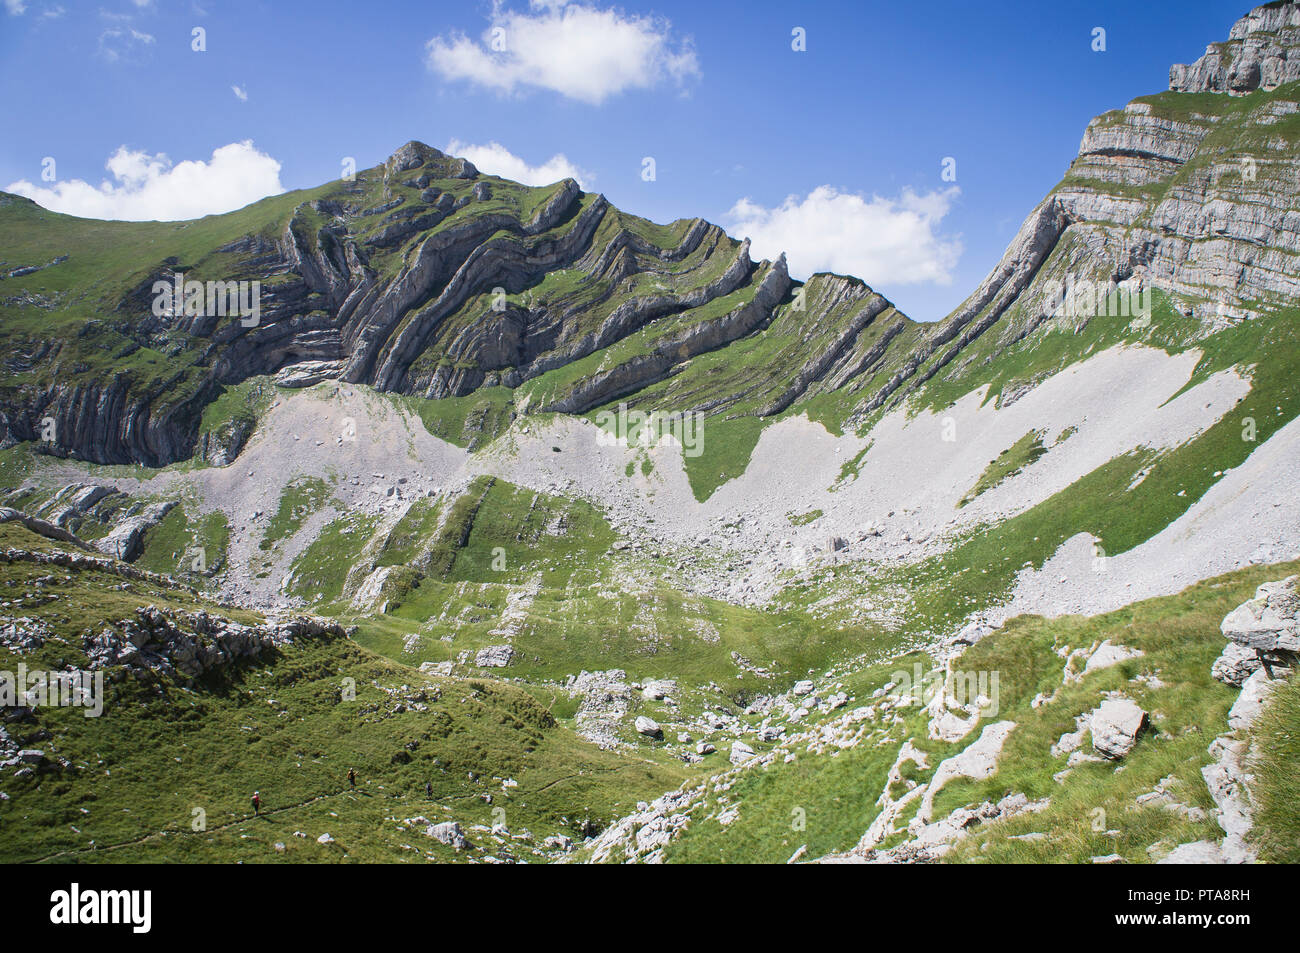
[5,141,284,221]
[98,27,155,62]
[445,139,593,188]
[5,0,28,14]
[232,85,248,101]
[426,1,699,105]
[727,186,963,286]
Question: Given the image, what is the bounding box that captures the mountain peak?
[1169,0,1300,94]
[384,140,478,180]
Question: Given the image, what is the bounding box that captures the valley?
[1,1,1298,866]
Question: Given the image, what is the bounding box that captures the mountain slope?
[1,2,1298,866]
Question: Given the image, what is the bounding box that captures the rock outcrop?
[1213,575,1299,684]
[96,501,177,562]
[1170,2,1300,94]
[1169,577,1297,864]
[85,604,345,685]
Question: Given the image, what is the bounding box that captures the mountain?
[0,139,912,484]
[1,2,1298,865]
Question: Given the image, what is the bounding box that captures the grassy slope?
[0,522,684,863]
[291,477,897,704]
[663,559,1300,864]
[777,297,1300,644]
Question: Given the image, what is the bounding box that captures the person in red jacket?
[252,791,261,815]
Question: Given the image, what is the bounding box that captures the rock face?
[39,483,117,529]
[1227,667,1281,732]
[1212,641,1266,687]
[196,416,254,467]
[1090,698,1148,760]
[836,2,1300,428]
[1172,578,1299,865]
[0,506,91,547]
[5,8,1300,469]
[1170,3,1300,94]
[916,720,1016,823]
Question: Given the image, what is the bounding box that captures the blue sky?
[0,0,1247,320]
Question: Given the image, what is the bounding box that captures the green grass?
[136,506,230,581]
[681,415,768,501]
[959,429,1047,506]
[401,388,515,450]
[260,477,334,552]
[287,512,381,603]
[1248,670,1300,863]
[934,562,1299,863]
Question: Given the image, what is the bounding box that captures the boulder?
[634,716,663,739]
[1082,640,1144,675]
[1090,698,1148,760]
[427,821,469,849]
[729,740,756,765]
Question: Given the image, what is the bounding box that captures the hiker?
[252,791,261,815]
[347,768,356,788]
[425,781,433,800]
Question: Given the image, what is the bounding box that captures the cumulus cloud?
[232,84,248,101]
[445,139,593,188]
[426,1,699,105]
[5,141,284,221]
[727,186,963,286]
